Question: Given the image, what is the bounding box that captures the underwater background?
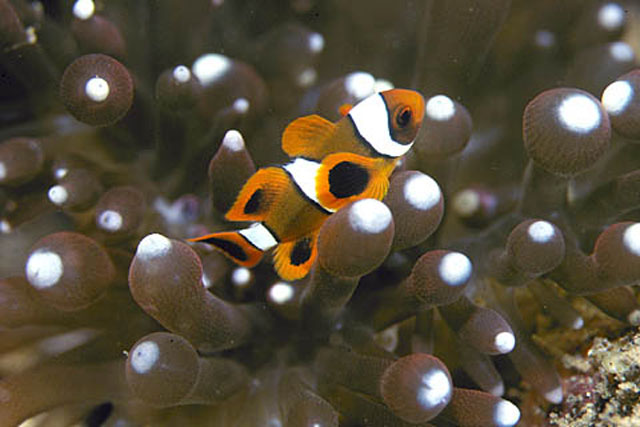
[1,0,640,425]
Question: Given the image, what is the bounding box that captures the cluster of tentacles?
[1,0,640,425]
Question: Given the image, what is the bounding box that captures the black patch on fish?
[290,238,312,266]
[328,161,369,198]
[206,237,248,261]
[244,189,263,214]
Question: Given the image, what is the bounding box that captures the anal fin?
[225,167,290,222]
[273,231,319,281]
[282,114,336,160]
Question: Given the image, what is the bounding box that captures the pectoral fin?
[315,152,393,211]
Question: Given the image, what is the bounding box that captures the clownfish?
[190,88,425,281]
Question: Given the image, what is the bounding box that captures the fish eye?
[396,107,412,128]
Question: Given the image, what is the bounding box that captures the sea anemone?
[1,0,640,425]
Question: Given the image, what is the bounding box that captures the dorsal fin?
[338,103,353,117]
[315,152,395,212]
[282,114,336,160]
[273,230,319,281]
[225,167,290,222]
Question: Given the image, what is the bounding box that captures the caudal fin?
[189,230,264,268]
[188,223,278,268]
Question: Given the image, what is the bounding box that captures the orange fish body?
[190,88,425,281]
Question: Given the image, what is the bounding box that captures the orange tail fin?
[188,230,265,268]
